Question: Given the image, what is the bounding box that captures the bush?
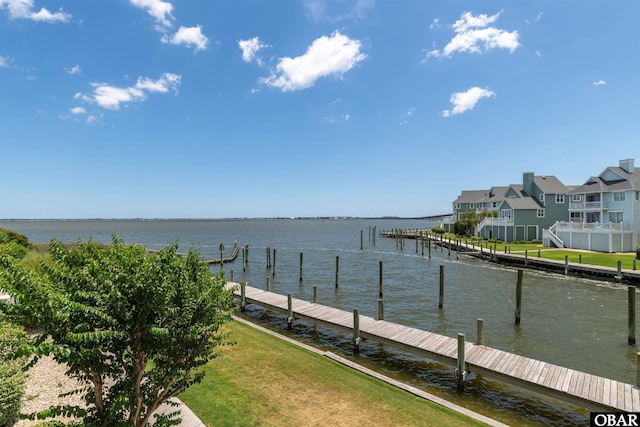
[431,226,445,235]
[0,320,29,427]
[0,229,32,249]
[0,242,27,261]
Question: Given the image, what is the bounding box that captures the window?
[501,209,512,219]
[609,212,623,223]
[537,210,545,218]
[492,202,498,208]
[539,193,545,202]
[555,194,565,203]
[469,203,474,209]
[613,192,626,202]
[572,194,583,202]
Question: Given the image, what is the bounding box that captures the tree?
[0,237,236,426]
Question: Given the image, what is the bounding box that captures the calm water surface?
[2,218,633,426]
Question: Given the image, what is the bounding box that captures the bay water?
[2,218,633,426]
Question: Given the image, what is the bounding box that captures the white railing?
[569,201,609,210]
[555,221,634,231]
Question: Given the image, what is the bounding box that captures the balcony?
[569,201,609,211]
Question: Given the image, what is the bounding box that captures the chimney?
[523,172,534,196]
[620,158,634,173]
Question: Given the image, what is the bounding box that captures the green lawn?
[179,319,489,427]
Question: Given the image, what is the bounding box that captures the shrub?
[431,226,445,235]
[0,229,32,249]
[0,320,29,427]
[0,242,27,261]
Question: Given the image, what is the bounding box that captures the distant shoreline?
[0,216,450,221]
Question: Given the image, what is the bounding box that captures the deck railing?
[555,221,633,231]
[569,201,609,210]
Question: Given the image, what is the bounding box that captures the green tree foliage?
[0,318,28,427]
[0,237,236,427]
[0,228,32,261]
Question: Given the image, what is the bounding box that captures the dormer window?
[555,194,565,203]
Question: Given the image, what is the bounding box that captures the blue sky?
[0,0,638,219]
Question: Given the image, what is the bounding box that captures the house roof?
[534,175,570,194]
[502,197,544,210]
[569,165,640,194]
[453,190,489,204]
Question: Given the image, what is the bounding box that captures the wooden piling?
[335,256,339,288]
[564,255,569,275]
[579,254,582,264]
[428,237,431,259]
[629,286,636,345]
[361,230,364,250]
[272,249,276,277]
[287,293,293,330]
[353,308,361,355]
[477,318,484,345]
[266,276,270,291]
[230,269,234,283]
[299,252,303,283]
[618,261,623,282]
[515,269,523,325]
[456,333,466,390]
[313,286,317,304]
[378,298,384,320]
[439,265,444,309]
[240,281,246,312]
[525,250,528,266]
[266,247,271,270]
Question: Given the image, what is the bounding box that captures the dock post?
[515,270,523,325]
[439,265,444,309]
[636,353,640,386]
[416,236,419,253]
[299,252,303,284]
[266,247,271,270]
[428,237,431,259]
[456,333,466,391]
[456,240,460,260]
[335,256,339,288]
[272,249,276,277]
[537,249,541,258]
[353,308,361,355]
[240,282,246,312]
[525,250,528,266]
[447,239,451,256]
[230,269,234,283]
[579,254,582,264]
[266,277,270,291]
[618,261,623,283]
[629,286,636,345]
[287,293,293,330]
[242,246,246,272]
[378,261,384,320]
[564,255,569,275]
[373,226,376,245]
[477,318,484,345]
[361,230,364,250]
[313,286,317,304]
[634,259,637,271]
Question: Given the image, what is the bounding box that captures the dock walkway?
[229,282,640,412]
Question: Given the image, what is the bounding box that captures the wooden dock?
[229,282,640,412]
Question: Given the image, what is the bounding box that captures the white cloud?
[70,106,86,114]
[260,31,366,92]
[0,0,71,22]
[66,64,81,75]
[426,11,519,60]
[0,55,12,67]
[129,0,174,29]
[239,37,269,64]
[162,26,208,52]
[442,86,495,117]
[79,73,181,110]
[592,79,607,86]
[400,107,415,125]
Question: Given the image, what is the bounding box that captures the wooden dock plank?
[230,283,636,412]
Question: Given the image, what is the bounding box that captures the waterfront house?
[543,158,639,252]
[477,173,571,242]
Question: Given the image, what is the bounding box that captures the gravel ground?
[16,355,85,427]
